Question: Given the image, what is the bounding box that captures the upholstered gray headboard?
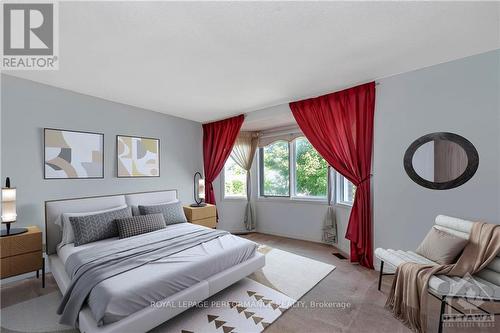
[44,189,178,255]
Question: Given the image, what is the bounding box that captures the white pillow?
[57,205,128,248]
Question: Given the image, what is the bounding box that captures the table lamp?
[1,177,27,237]
[191,172,207,207]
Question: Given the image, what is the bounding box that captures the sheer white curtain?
[230,132,259,230]
[323,166,338,244]
[257,125,302,147]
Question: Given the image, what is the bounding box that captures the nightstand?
[0,226,45,287]
[183,204,217,228]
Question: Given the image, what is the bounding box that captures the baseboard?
[255,229,351,258]
[230,230,258,235]
[256,229,322,243]
[222,228,252,234]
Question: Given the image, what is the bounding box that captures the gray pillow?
[115,214,166,239]
[416,227,468,264]
[138,201,187,225]
[70,207,132,246]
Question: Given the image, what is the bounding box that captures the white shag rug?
[0,292,76,333]
[151,278,295,333]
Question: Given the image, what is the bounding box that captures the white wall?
[373,50,500,259]
[256,199,351,254]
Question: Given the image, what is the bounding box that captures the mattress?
[57,223,258,325]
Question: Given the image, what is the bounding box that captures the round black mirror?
[403,132,479,190]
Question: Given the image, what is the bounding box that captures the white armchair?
[375,215,500,333]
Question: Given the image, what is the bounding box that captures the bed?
[45,190,265,333]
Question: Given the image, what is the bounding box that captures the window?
[224,157,247,198]
[259,137,327,199]
[294,138,328,198]
[257,134,356,205]
[336,174,356,205]
[259,140,290,196]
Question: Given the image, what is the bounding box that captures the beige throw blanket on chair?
[385,222,500,333]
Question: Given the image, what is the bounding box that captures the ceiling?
[6,1,500,123]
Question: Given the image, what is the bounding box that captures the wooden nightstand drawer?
[192,217,217,229]
[183,204,216,221]
[0,251,43,278]
[0,226,42,258]
[183,204,217,229]
[0,226,45,286]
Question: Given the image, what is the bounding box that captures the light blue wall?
[1,75,203,244]
[373,50,500,257]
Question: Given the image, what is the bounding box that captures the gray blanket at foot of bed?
[57,227,229,327]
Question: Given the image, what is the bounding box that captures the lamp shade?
[198,178,205,199]
[1,188,17,223]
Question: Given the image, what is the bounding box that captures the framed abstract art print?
[116,135,160,177]
[44,128,104,179]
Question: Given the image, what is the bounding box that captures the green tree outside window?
[295,138,328,197]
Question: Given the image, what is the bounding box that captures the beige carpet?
[1,246,335,333]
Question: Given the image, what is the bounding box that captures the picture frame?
[44,128,104,179]
[116,135,160,178]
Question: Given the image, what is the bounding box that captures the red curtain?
[290,82,376,269]
[203,115,244,205]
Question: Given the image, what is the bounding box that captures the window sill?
[257,196,328,205]
[335,202,353,209]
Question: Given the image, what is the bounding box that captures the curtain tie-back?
[357,174,372,186]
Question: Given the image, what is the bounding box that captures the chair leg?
[378,261,384,291]
[438,296,446,333]
[42,258,45,288]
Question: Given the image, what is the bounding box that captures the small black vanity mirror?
[403,132,479,190]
